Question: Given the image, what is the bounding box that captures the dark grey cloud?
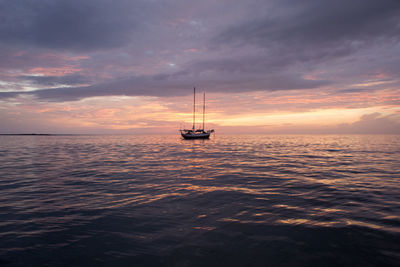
[175,0,400,96]
[215,0,400,50]
[20,74,90,86]
[208,0,400,78]
[0,0,155,51]
[0,0,399,102]
[0,69,332,101]
[0,74,191,101]
[336,88,374,94]
[336,113,400,134]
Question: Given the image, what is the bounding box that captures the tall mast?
[203,92,205,130]
[193,87,195,131]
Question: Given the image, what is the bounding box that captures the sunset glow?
[1,1,400,265]
[0,0,399,134]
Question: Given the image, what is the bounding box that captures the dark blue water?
[0,135,399,266]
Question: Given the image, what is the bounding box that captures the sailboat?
[180,87,214,139]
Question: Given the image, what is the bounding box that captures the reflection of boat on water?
[180,87,214,139]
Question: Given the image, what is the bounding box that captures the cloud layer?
[0,0,399,133]
[0,0,399,100]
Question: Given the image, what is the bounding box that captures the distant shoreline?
[0,133,115,136]
[0,134,77,136]
[0,133,52,136]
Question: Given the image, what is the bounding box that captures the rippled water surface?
[0,134,399,266]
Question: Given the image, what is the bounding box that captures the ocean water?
[0,134,399,266]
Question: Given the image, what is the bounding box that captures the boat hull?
[181,132,210,139]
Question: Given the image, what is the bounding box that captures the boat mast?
[203,92,205,130]
[193,87,195,131]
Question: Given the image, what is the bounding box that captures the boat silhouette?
[180,87,214,139]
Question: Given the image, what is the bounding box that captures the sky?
[0,0,400,134]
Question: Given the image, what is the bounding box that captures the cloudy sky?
[1,0,400,134]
